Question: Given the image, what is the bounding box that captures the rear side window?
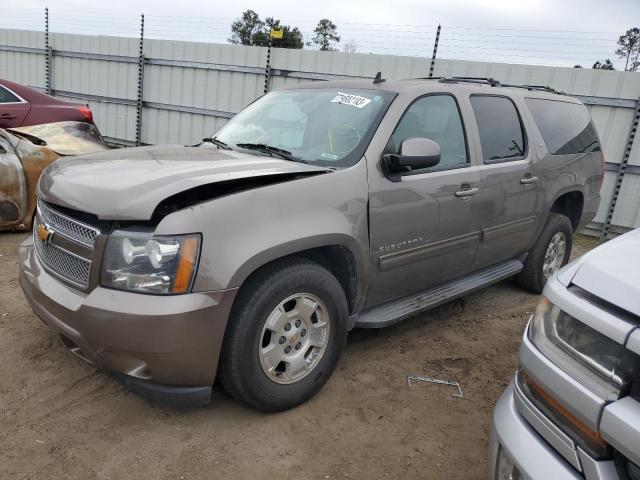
[0,86,20,103]
[525,98,600,155]
[389,94,468,170]
[470,95,526,163]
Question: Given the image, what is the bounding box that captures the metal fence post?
[135,13,145,146]
[601,96,640,240]
[428,24,441,78]
[44,7,52,94]
[264,36,272,94]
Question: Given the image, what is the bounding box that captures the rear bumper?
[19,237,238,406]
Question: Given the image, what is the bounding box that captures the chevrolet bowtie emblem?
[37,223,53,243]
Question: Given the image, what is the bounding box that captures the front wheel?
[515,213,573,293]
[219,258,348,412]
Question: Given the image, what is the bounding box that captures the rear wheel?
[219,258,348,412]
[515,213,573,293]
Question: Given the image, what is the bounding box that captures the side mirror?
[383,137,441,175]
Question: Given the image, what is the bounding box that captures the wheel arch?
[228,235,365,315]
[549,189,584,232]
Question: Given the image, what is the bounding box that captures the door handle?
[455,186,480,198]
[0,113,16,119]
[520,175,539,185]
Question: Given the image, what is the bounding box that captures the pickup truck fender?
[154,159,371,311]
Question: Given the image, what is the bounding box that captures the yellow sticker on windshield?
[330,92,372,109]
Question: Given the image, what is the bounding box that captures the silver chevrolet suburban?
[490,228,640,480]
[19,76,603,411]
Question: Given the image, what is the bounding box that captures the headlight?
[528,297,636,400]
[101,230,200,295]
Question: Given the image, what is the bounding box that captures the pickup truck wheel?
[219,258,348,412]
[515,213,573,294]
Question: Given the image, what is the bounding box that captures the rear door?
[365,92,483,307]
[468,94,541,269]
[0,84,30,128]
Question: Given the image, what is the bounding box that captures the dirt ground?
[0,232,600,480]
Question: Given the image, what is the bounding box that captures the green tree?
[228,11,303,49]
[313,19,340,51]
[592,59,615,70]
[253,17,304,49]
[615,27,640,71]
[228,10,263,45]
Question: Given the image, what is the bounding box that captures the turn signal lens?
[172,237,199,294]
[518,370,610,459]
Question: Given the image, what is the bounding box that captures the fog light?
[496,447,520,480]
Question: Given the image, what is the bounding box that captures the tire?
[219,258,349,412]
[515,213,573,294]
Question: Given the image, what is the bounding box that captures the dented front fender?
[0,130,62,232]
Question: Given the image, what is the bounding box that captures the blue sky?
[4,0,639,68]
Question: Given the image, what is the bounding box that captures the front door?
[0,85,30,128]
[365,93,483,308]
[467,94,541,269]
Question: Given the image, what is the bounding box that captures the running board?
[355,259,523,328]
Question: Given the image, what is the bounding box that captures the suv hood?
[559,229,640,316]
[38,145,330,221]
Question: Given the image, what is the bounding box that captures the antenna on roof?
[373,72,386,84]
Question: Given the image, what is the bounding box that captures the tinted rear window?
[470,95,525,163]
[525,98,600,155]
[0,86,20,103]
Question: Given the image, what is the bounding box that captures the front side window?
[470,95,526,163]
[0,86,20,104]
[525,98,600,155]
[214,88,395,167]
[388,94,468,170]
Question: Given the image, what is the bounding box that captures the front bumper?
[489,382,583,480]
[19,237,238,407]
[489,381,620,480]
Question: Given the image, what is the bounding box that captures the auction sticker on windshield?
[330,92,372,108]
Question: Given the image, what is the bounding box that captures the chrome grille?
[33,199,99,289]
[33,226,92,288]
[37,199,99,247]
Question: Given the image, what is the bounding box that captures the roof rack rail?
[512,84,566,95]
[438,77,502,86]
[435,77,565,95]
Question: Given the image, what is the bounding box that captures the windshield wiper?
[235,143,307,163]
[201,136,231,150]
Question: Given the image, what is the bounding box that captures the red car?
[0,79,93,128]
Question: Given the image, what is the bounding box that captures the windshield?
[213,88,395,167]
